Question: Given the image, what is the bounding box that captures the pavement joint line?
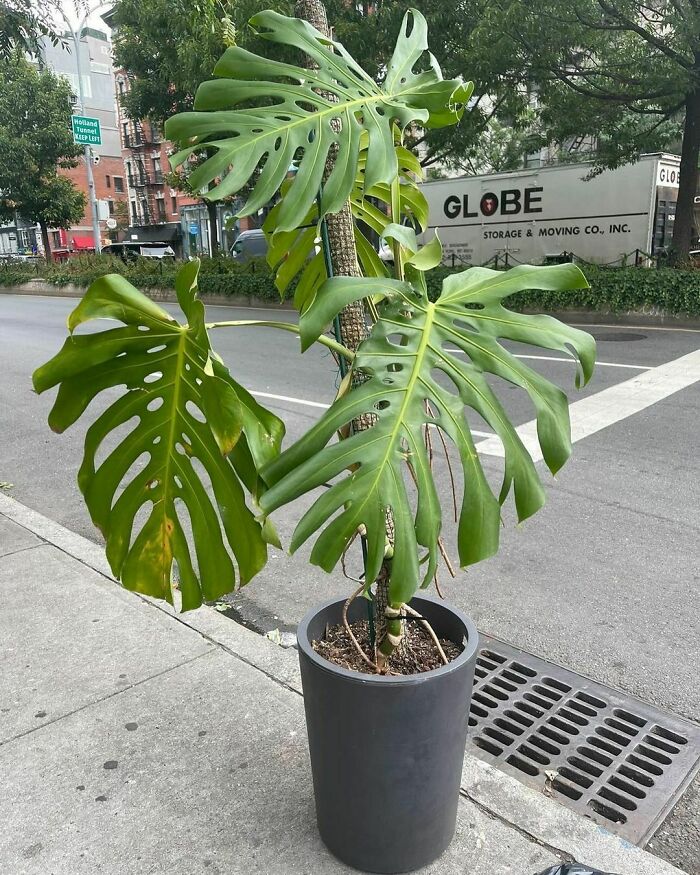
[136,592,304,699]
[459,787,573,864]
[0,542,47,560]
[476,348,700,461]
[0,495,304,700]
[0,650,216,749]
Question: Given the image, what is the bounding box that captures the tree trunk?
[38,220,51,261]
[205,200,219,255]
[294,0,399,661]
[670,66,700,266]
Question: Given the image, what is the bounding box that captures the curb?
[0,280,296,311]
[2,281,700,328]
[0,492,688,875]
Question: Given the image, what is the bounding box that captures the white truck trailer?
[418,153,682,267]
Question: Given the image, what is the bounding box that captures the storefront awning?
[71,235,94,250]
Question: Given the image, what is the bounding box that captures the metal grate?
[467,636,700,844]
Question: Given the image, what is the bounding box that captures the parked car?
[101,242,176,262]
[230,229,267,262]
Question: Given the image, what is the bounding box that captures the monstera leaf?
[165,9,470,231]
[260,264,596,606]
[33,261,284,610]
[264,142,429,311]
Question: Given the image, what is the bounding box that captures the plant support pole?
[296,0,394,659]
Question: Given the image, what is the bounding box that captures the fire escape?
[127,120,165,225]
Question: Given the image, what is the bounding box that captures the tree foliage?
[323,0,538,170]
[0,0,60,61]
[470,0,700,259]
[110,0,290,127]
[0,58,86,254]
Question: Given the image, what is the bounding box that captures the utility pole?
[52,2,105,254]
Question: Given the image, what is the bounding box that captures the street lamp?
[50,1,106,254]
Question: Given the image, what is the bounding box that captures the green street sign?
[71,114,102,146]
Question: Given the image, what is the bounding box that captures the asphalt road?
[1,291,699,869]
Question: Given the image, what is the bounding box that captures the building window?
[152,156,162,183]
[108,200,115,216]
[131,201,138,223]
[171,196,178,214]
[105,175,111,189]
[122,122,131,149]
[156,198,167,222]
[113,176,124,193]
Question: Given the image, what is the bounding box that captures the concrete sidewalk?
[0,493,688,875]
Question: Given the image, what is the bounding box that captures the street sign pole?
[63,12,102,255]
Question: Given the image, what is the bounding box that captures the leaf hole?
[144,372,163,384]
[375,400,390,411]
[147,344,167,354]
[387,332,407,346]
[147,397,163,412]
[186,401,206,424]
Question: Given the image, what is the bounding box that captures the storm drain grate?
[467,636,700,844]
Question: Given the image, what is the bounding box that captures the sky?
[54,0,112,36]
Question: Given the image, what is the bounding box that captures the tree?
[322,0,536,171]
[109,0,280,252]
[470,0,700,262]
[0,58,86,257]
[0,0,60,61]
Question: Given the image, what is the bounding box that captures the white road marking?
[445,349,650,370]
[251,391,330,410]
[569,321,700,334]
[251,390,496,438]
[475,348,700,461]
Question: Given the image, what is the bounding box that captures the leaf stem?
[205,319,354,362]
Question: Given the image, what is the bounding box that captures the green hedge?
[2,256,699,315]
[423,264,700,316]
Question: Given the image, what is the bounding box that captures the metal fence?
[443,247,670,270]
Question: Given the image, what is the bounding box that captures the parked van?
[102,242,175,262]
[230,229,267,262]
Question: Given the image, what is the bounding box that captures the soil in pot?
[313,617,463,675]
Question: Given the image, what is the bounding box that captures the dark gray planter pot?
[297,594,479,874]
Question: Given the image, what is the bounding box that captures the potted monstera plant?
[33,9,595,874]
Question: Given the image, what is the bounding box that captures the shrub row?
[2,256,699,315]
[424,264,700,316]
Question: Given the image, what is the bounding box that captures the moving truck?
[418,153,684,266]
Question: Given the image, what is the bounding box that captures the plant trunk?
[670,66,700,266]
[205,200,219,255]
[294,0,399,660]
[39,220,51,261]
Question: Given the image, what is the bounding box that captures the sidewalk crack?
[0,542,46,560]
[460,786,575,863]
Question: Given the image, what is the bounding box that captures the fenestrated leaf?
[165,9,470,231]
[260,264,595,606]
[32,261,284,610]
[263,144,428,310]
